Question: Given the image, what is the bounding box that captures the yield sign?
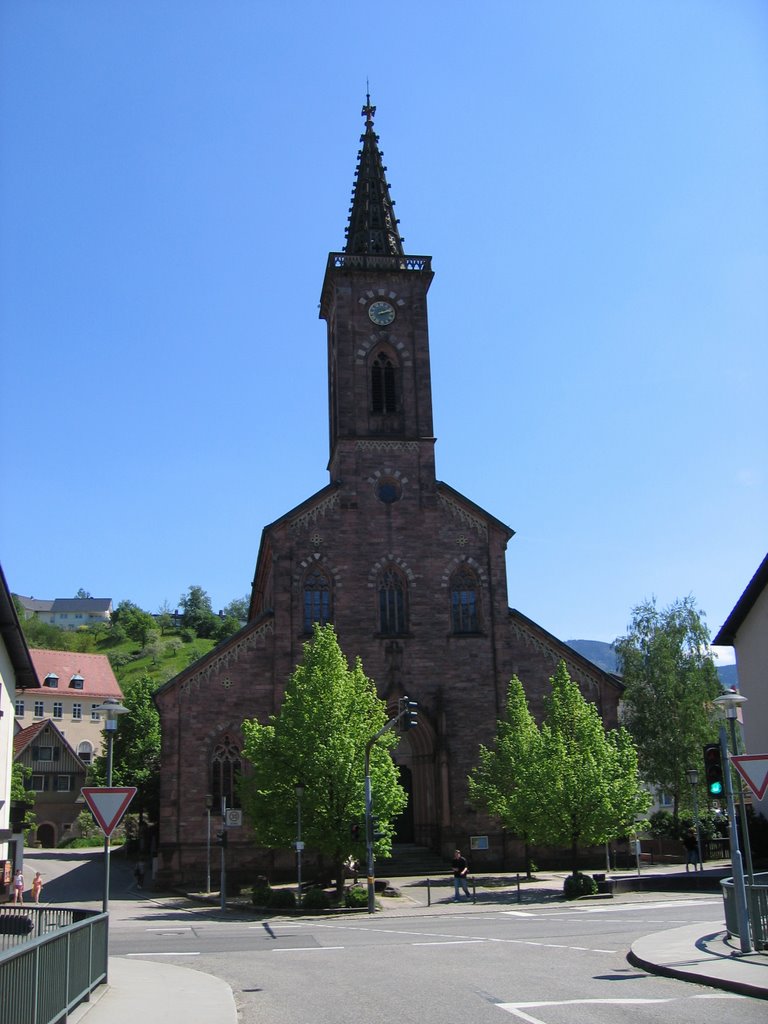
[731,755,768,801]
[81,787,137,837]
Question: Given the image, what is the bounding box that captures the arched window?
[303,571,331,632]
[379,568,407,635]
[451,568,479,633]
[211,737,241,810]
[77,740,93,765]
[371,352,397,414]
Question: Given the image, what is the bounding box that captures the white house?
[714,552,768,820]
[14,596,113,631]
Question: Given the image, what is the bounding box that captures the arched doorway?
[394,764,414,842]
[36,823,56,848]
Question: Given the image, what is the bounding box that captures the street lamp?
[685,768,703,873]
[295,782,305,907]
[712,690,753,953]
[94,697,130,913]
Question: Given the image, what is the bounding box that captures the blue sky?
[1,1,766,659]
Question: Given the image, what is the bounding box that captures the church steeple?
[344,95,404,257]
[320,99,435,486]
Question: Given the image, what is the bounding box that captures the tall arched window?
[211,737,241,809]
[371,352,397,413]
[451,568,479,633]
[303,571,331,632]
[379,567,407,635]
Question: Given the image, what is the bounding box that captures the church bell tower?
[319,98,437,496]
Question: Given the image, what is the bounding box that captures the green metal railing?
[721,872,768,951]
[0,906,108,1024]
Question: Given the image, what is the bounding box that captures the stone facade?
[154,104,621,887]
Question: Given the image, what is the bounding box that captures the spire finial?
[362,82,375,129]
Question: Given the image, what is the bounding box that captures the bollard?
[427,877,431,907]
[517,873,521,903]
[472,878,476,903]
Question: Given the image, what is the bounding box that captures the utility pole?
[364,697,418,914]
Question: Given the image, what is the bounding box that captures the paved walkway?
[70,865,768,1024]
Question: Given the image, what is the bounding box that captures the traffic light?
[399,696,418,730]
[216,830,228,848]
[703,743,724,797]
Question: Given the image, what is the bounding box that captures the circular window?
[376,478,402,504]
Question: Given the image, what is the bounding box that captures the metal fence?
[0,905,108,1024]
[721,872,768,951]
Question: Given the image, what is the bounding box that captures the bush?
[251,878,271,906]
[563,872,598,900]
[302,888,331,910]
[344,885,368,909]
[267,888,296,909]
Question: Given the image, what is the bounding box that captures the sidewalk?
[71,864,768,1023]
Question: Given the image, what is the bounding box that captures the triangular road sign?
[81,787,137,837]
[731,754,768,801]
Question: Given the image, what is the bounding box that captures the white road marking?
[497,995,743,1022]
[271,946,344,952]
[126,952,200,957]
[411,940,487,946]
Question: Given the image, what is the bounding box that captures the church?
[154,100,621,886]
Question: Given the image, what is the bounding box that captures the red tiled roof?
[27,649,123,699]
[13,719,48,756]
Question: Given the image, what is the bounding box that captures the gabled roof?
[50,598,112,613]
[0,564,39,689]
[713,552,768,646]
[508,607,624,694]
[14,718,88,767]
[26,650,123,699]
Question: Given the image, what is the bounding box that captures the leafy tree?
[112,600,156,647]
[614,596,721,822]
[156,601,175,636]
[223,595,250,622]
[11,763,36,835]
[20,615,76,651]
[536,662,649,874]
[74,588,92,599]
[240,624,406,895]
[179,585,218,638]
[90,674,161,824]
[214,615,243,642]
[468,677,543,877]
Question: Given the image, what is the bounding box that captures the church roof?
[344,96,404,257]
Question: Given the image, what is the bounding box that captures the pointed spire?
[344,94,404,256]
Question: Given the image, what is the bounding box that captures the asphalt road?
[24,849,766,1024]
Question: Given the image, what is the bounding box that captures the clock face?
[368,300,396,326]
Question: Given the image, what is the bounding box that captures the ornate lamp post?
[685,768,703,872]
[295,782,305,907]
[94,697,130,913]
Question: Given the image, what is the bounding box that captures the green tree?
[113,600,156,646]
[156,601,175,636]
[90,674,161,824]
[240,624,406,895]
[614,596,721,822]
[468,677,543,877]
[223,595,249,622]
[536,662,649,874]
[179,585,218,638]
[11,763,36,835]
[74,588,92,599]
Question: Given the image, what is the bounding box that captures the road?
[23,849,766,1024]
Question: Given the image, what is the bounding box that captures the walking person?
[31,871,43,904]
[13,869,24,904]
[452,849,471,900]
[683,828,701,872]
